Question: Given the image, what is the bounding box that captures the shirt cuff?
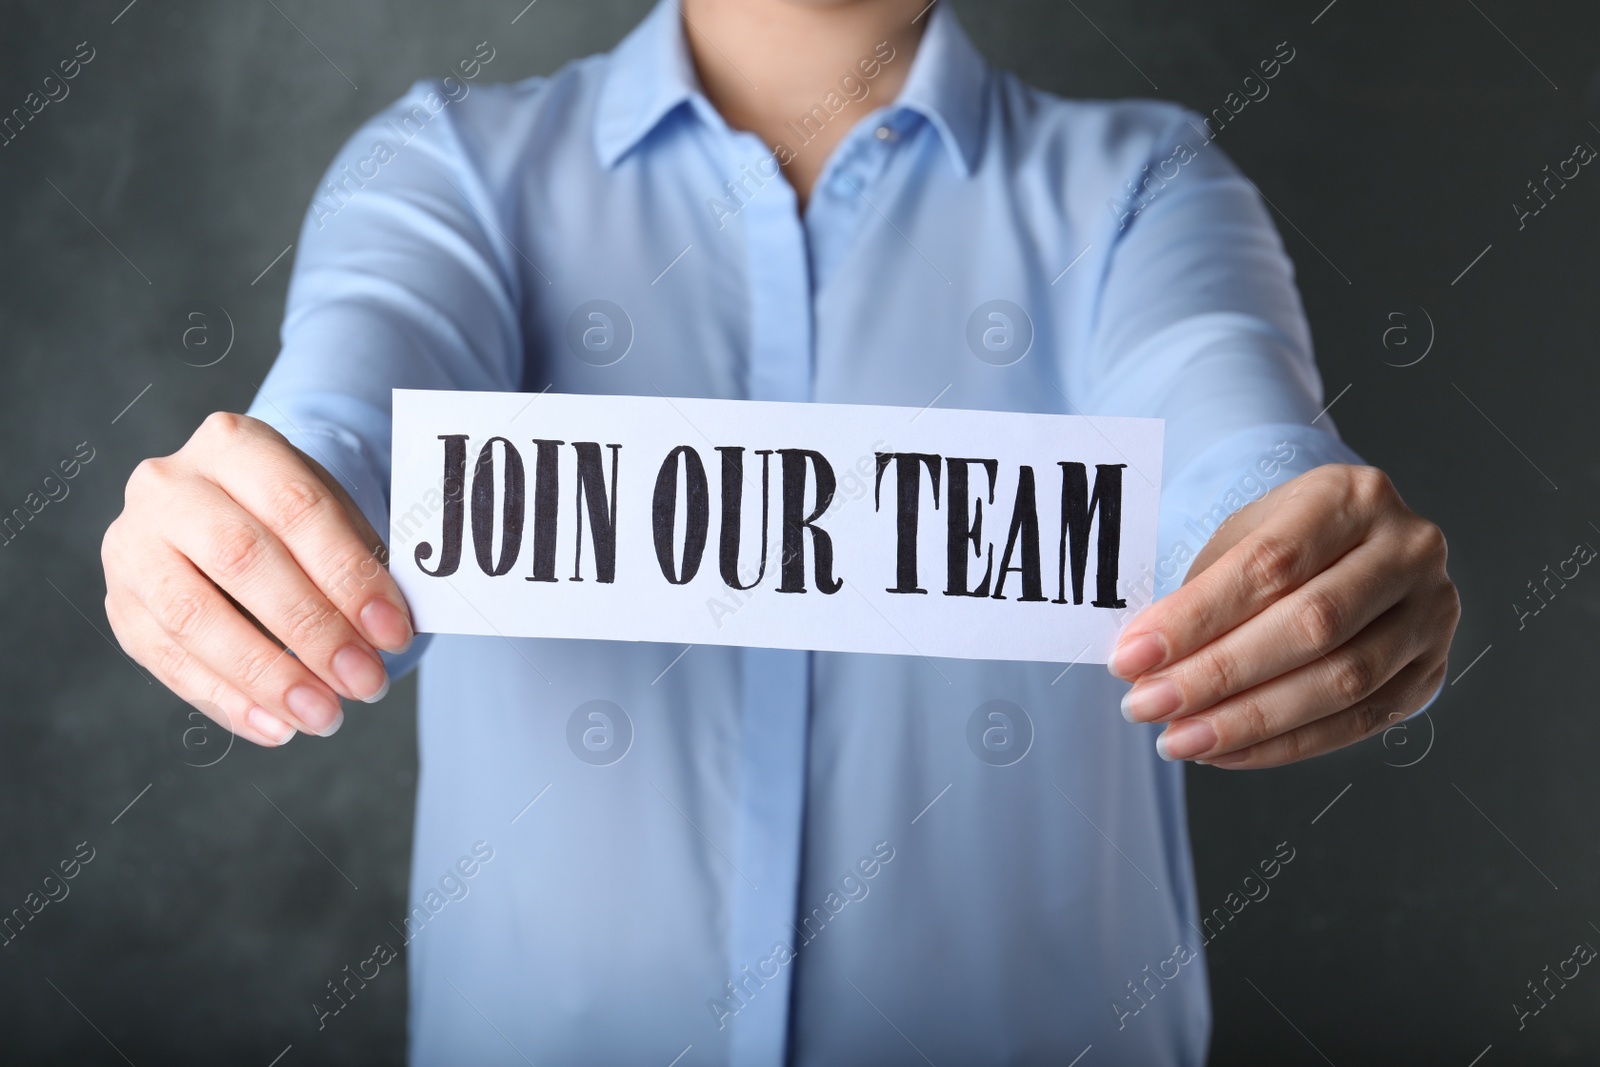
[1154,421,1364,599]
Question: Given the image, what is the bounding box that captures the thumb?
[1181,488,1274,585]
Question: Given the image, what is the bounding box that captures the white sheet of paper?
[390,389,1163,664]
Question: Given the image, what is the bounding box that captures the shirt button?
[875,125,896,142]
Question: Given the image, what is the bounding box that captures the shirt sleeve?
[1073,106,1364,600]
[246,81,525,678]
[1075,107,1441,717]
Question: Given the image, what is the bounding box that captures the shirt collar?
[890,2,988,177]
[594,0,988,176]
[593,0,703,170]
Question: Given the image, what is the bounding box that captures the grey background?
[2,0,1597,1063]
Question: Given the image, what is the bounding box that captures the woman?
[101,1,1457,1062]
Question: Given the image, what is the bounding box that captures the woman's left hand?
[1108,464,1460,768]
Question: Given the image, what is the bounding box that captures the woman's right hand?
[102,412,414,746]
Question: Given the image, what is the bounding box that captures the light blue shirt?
[250,3,1364,1064]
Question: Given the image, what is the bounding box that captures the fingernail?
[1109,633,1165,680]
[1121,678,1183,723]
[246,706,296,746]
[360,598,413,654]
[333,645,389,703]
[1206,750,1251,768]
[286,685,343,736]
[1156,718,1217,762]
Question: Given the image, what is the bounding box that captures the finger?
[112,606,298,748]
[1196,658,1447,770]
[135,547,349,736]
[1174,478,1275,575]
[1122,536,1415,723]
[190,414,412,653]
[1109,466,1395,680]
[1152,595,1442,760]
[159,478,389,705]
